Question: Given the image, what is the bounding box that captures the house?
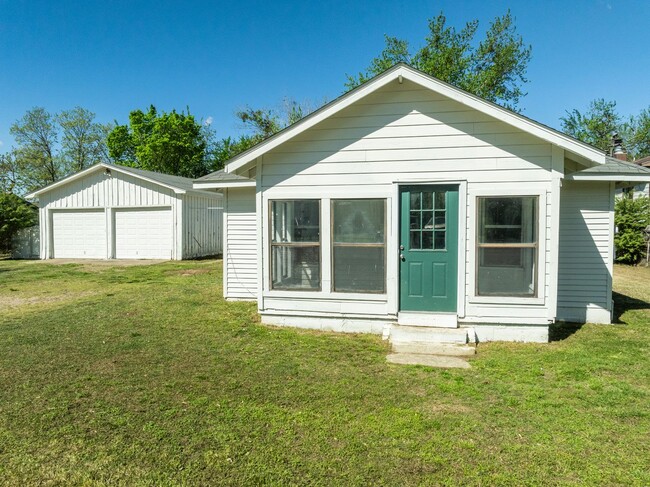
[26,162,223,260]
[194,64,650,343]
[630,155,650,199]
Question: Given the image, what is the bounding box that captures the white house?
[27,163,223,260]
[195,64,650,343]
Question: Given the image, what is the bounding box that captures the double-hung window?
[332,199,386,293]
[270,200,320,290]
[476,196,538,297]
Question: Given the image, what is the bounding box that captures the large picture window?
[332,199,386,293]
[476,196,538,297]
[270,200,320,290]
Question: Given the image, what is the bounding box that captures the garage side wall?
[557,181,613,323]
[182,193,223,258]
[223,187,257,300]
[39,169,179,259]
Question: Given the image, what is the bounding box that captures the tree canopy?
[561,99,650,159]
[346,11,532,110]
[107,106,210,179]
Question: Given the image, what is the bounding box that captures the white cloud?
[204,116,213,126]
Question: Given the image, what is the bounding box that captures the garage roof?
[26,163,220,198]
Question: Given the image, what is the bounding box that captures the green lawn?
[1,260,649,486]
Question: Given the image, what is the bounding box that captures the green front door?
[399,185,459,312]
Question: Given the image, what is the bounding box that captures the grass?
[0,260,649,486]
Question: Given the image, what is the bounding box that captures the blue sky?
[1,0,649,151]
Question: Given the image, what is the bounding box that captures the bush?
[0,193,38,253]
[614,196,650,264]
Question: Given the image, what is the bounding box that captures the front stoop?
[387,324,476,369]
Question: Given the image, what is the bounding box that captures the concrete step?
[390,324,469,345]
[387,353,471,369]
[391,341,476,356]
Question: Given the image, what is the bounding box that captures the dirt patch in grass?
[0,290,100,309]
[176,269,211,277]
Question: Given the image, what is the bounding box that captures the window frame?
[330,198,387,294]
[475,195,540,299]
[268,199,322,292]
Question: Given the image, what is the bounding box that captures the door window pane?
[271,246,320,290]
[332,199,386,293]
[408,189,446,251]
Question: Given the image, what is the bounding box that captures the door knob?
[399,254,405,261]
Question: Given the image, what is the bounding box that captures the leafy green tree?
[59,107,112,174]
[614,197,650,264]
[0,193,37,253]
[560,99,623,153]
[10,107,61,190]
[628,108,650,159]
[107,106,209,178]
[9,106,110,193]
[0,152,24,195]
[346,11,532,109]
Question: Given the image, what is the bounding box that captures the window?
[270,200,320,290]
[476,196,538,297]
[332,199,386,293]
[409,190,447,250]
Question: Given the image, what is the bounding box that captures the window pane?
[333,247,385,293]
[410,230,421,250]
[271,200,320,243]
[410,192,421,210]
[333,200,385,243]
[422,191,433,209]
[434,231,445,250]
[477,247,535,296]
[422,231,433,249]
[478,197,536,244]
[422,211,434,230]
[271,246,320,290]
[435,191,446,210]
[409,211,421,230]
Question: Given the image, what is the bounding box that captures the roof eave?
[193,180,256,190]
[224,64,606,174]
[566,174,650,182]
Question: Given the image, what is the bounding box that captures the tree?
[10,107,60,190]
[59,107,113,174]
[0,193,37,253]
[560,99,623,153]
[0,152,24,195]
[614,197,650,264]
[107,106,209,179]
[628,108,650,159]
[346,11,532,110]
[8,106,110,193]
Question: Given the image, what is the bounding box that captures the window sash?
[476,196,539,297]
[269,200,321,291]
[331,199,387,294]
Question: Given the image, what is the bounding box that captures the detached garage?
[26,163,223,260]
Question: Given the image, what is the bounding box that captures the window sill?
[469,295,545,306]
[264,289,388,301]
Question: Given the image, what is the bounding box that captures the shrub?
[614,196,650,264]
[0,193,37,253]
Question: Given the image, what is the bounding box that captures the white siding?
[224,187,257,299]
[258,80,554,325]
[182,193,223,258]
[557,181,613,323]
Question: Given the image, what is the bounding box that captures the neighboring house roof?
[194,169,255,188]
[204,63,607,182]
[567,156,650,182]
[26,163,220,199]
[634,155,650,167]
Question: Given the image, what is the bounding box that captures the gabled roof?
[212,63,607,180]
[634,155,650,167]
[26,162,220,199]
[194,169,255,188]
[567,156,650,182]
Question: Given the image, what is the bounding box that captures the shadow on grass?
[549,321,584,342]
[612,291,650,324]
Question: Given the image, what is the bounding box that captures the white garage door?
[114,209,173,259]
[52,210,106,259]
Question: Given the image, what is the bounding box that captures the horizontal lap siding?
[225,187,257,299]
[182,193,223,258]
[557,181,612,320]
[260,80,554,321]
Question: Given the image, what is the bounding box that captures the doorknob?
[399,254,405,261]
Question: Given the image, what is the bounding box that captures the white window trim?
[467,188,547,306]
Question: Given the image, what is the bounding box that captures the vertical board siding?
[225,187,257,299]
[557,181,612,322]
[258,79,555,323]
[41,170,176,208]
[182,193,223,258]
